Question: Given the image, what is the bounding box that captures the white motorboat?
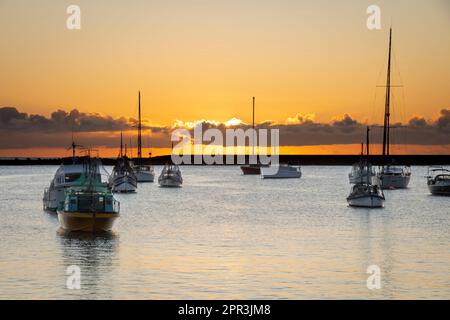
[376,28,411,189]
[158,163,183,187]
[132,91,155,183]
[261,164,302,179]
[426,166,450,196]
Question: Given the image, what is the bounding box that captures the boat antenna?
[67,130,83,158]
[382,28,392,157]
[366,126,370,157]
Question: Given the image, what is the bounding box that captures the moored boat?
[347,127,385,208]
[427,167,450,196]
[377,165,411,189]
[261,164,302,179]
[109,133,138,193]
[347,183,385,208]
[57,158,120,232]
[158,163,183,187]
[43,141,109,212]
[376,28,411,189]
[132,91,155,183]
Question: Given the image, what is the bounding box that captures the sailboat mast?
[382,28,392,156]
[252,96,255,156]
[120,131,123,157]
[138,91,142,161]
[366,127,370,156]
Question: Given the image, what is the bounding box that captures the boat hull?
[347,195,384,208]
[240,165,262,175]
[377,174,410,189]
[111,176,137,193]
[428,183,450,196]
[135,171,155,183]
[261,170,302,179]
[57,211,119,232]
[159,178,182,188]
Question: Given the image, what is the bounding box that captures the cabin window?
[65,173,82,182]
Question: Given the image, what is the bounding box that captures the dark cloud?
[1,106,449,149]
[436,109,450,132]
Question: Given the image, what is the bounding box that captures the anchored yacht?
[426,167,450,196]
[132,91,155,182]
[347,127,385,208]
[261,164,302,179]
[376,28,411,189]
[158,163,183,187]
[109,133,138,193]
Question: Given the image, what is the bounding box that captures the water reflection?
[57,229,119,299]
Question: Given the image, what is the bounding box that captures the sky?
[0,0,449,156]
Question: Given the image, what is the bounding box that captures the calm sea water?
[0,165,449,299]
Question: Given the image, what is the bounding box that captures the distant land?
[1,155,449,166]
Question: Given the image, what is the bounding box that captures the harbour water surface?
[0,166,449,299]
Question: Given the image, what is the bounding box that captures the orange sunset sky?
[0,0,449,156]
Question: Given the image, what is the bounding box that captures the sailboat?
[132,91,155,182]
[376,28,411,189]
[109,132,138,193]
[347,127,385,208]
[240,97,267,175]
[348,143,375,184]
[158,143,183,187]
[57,156,120,232]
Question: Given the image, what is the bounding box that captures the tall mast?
[138,91,142,161]
[366,126,370,156]
[382,28,392,156]
[120,131,123,157]
[252,96,255,156]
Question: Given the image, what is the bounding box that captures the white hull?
[111,175,137,193]
[135,171,155,182]
[377,174,410,189]
[347,195,384,208]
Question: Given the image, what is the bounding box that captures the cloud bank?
[0,107,449,150]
